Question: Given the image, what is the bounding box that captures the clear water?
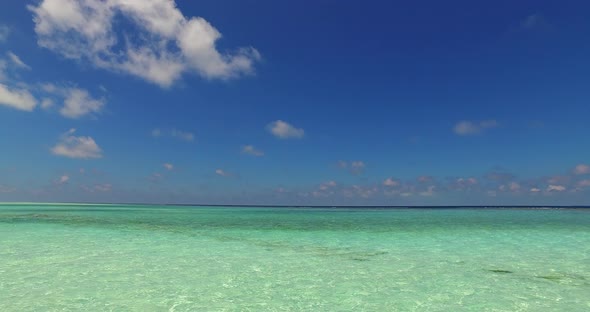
[1,204,589,311]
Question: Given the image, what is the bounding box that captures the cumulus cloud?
[242,145,264,156]
[0,83,37,111]
[163,163,174,170]
[60,88,105,118]
[40,83,105,118]
[530,187,541,193]
[453,120,498,136]
[28,0,260,88]
[267,120,304,139]
[383,178,400,187]
[152,128,194,142]
[574,164,590,175]
[51,128,103,159]
[547,185,566,192]
[7,52,31,70]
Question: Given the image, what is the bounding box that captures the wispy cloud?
[319,180,337,191]
[573,164,590,175]
[242,145,264,156]
[0,184,16,193]
[453,120,498,136]
[0,25,9,42]
[163,163,174,170]
[55,174,70,185]
[28,0,260,88]
[7,52,31,70]
[152,128,195,142]
[51,128,103,159]
[267,120,304,139]
[337,160,366,175]
[215,169,232,177]
[520,13,550,31]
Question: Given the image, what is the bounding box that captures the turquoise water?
[1,204,589,311]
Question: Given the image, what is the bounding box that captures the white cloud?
[509,182,521,192]
[39,84,105,118]
[152,128,194,142]
[351,161,365,170]
[337,160,366,175]
[94,183,112,192]
[574,164,590,175]
[242,145,264,156]
[418,176,433,183]
[520,13,549,31]
[348,185,378,199]
[419,185,436,197]
[547,185,566,192]
[577,180,590,188]
[383,178,400,187]
[41,98,54,109]
[0,60,6,81]
[530,187,541,193]
[267,120,304,139]
[0,83,37,111]
[149,173,163,182]
[82,183,112,192]
[319,180,337,191]
[7,52,31,70]
[458,177,477,185]
[0,25,9,42]
[163,163,174,170]
[215,169,231,177]
[57,175,70,184]
[171,129,194,141]
[453,120,498,136]
[51,128,103,159]
[28,0,260,88]
[60,88,105,119]
[41,83,57,93]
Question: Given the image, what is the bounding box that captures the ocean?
[1,204,589,311]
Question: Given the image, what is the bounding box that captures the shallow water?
[1,204,589,311]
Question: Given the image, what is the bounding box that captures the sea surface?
[1,204,589,311]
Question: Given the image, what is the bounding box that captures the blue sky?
[1,0,590,205]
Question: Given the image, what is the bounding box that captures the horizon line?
[1,202,589,209]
